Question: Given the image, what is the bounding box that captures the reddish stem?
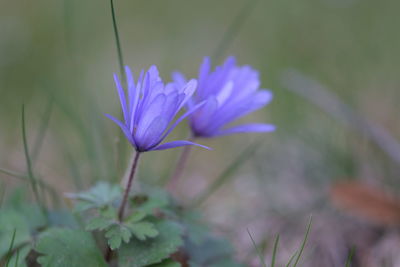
[118,152,141,221]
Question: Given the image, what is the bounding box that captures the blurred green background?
[1,0,400,265]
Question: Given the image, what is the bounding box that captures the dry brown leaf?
[330,181,400,226]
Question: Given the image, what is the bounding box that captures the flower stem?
[167,137,194,194]
[118,152,141,221]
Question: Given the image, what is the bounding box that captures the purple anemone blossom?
[106,65,209,152]
[173,56,275,138]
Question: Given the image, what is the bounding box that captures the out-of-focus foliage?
[1,0,400,266]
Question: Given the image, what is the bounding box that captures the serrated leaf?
[35,228,107,267]
[105,224,132,250]
[119,221,183,267]
[86,217,114,231]
[127,221,159,241]
[66,182,121,211]
[125,210,146,223]
[0,210,31,257]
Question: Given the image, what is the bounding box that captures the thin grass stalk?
[5,229,16,267]
[345,246,355,267]
[109,0,129,177]
[0,167,59,206]
[32,97,54,165]
[292,216,312,267]
[286,252,297,267]
[271,234,280,267]
[247,228,267,267]
[110,0,125,83]
[22,106,48,218]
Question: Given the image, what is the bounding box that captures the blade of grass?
[0,168,26,179]
[247,228,267,267]
[109,0,129,177]
[212,0,261,62]
[110,0,125,83]
[13,250,19,267]
[22,106,48,218]
[0,167,58,204]
[292,216,312,267]
[345,246,355,267]
[192,140,263,207]
[5,229,16,267]
[271,234,280,267]
[244,234,269,264]
[286,252,297,267]
[32,97,54,164]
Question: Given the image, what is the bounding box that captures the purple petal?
[172,71,187,89]
[113,74,129,124]
[104,114,136,148]
[178,79,197,110]
[157,100,207,145]
[253,89,273,107]
[135,94,166,141]
[198,57,211,95]
[206,89,273,132]
[138,116,169,151]
[216,81,233,105]
[191,96,218,131]
[150,140,211,151]
[213,123,276,137]
[125,66,135,102]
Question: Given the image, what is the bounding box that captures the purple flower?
[106,65,209,152]
[172,56,275,138]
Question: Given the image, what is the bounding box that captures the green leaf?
[66,182,121,211]
[105,223,141,250]
[35,228,107,267]
[86,217,114,231]
[0,210,31,257]
[119,221,183,267]
[149,258,181,267]
[125,210,146,223]
[126,221,159,241]
[104,224,131,250]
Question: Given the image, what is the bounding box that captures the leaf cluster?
[86,207,159,250]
